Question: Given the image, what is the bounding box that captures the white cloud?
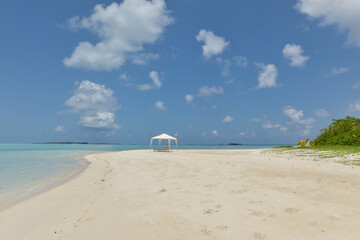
[302,128,311,136]
[155,101,166,111]
[348,100,360,113]
[185,94,194,104]
[65,80,119,129]
[226,79,235,84]
[239,132,246,136]
[256,63,278,89]
[216,58,231,77]
[54,125,65,132]
[252,116,287,132]
[201,132,206,136]
[150,71,161,89]
[196,29,229,58]
[262,122,282,129]
[296,0,360,47]
[120,73,130,81]
[64,0,173,71]
[314,109,329,117]
[280,127,288,132]
[262,121,287,132]
[137,71,162,91]
[131,53,159,65]
[212,130,218,135]
[250,118,264,123]
[198,86,224,97]
[282,44,310,67]
[329,67,350,75]
[223,115,234,123]
[234,56,248,67]
[137,84,153,91]
[283,106,315,126]
[352,82,360,89]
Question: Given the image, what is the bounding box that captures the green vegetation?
[313,116,360,146]
[273,117,360,166]
[274,145,360,154]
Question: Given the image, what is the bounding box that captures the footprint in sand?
[267,213,278,218]
[283,208,299,214]
[200,225,212,236]
[203,208,218,215]
[248,209,264,217]
[53,230,63,240]
[253,232,267,240]
[215,225,228,231]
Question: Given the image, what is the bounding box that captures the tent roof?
[151,133,177,140]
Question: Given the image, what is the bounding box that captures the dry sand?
[1,149,360,240]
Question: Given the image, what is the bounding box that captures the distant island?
[228,143,242,145]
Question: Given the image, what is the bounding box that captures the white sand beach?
[1,149,360,239]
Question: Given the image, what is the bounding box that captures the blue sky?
[1,0,360,144]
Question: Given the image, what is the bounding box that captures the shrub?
[313,116,360,146]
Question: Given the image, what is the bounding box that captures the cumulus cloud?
[283,106,315,127]
[137,71,162,91]
[212,130,218,135]
[196,29,229,58]
[250,118,263,123]
[302,128,311,136]
[252,116,287,132]
[348,100,360,113]
[223,115,234,123]
[262,121,288,132]
[256,63,278,89]
[198,86,224,97]
[131,53,159,65]
[120,73,130,81]
[65,80,119,129]
[329,67,350,76]
[155,101,166,111]
[150,71,162,88]
[234,56,248,67]
[296,0,360,47]
[314,109,330,117]
[185,94,194,104]
[64,0,173,71]
[352,82,360,89]
[282,44,310,67]
[216,58,231,76]
[54,125,65,132]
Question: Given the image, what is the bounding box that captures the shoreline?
[0,155,90,212]
[1,149,360,239]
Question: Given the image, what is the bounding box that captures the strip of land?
[1,149,360,240]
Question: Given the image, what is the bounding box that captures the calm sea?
[0,143,276,206]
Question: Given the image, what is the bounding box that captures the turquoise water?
[0,144,276,204]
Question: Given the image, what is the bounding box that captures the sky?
[1,0,360,144]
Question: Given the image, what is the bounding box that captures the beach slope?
[1,149,360,239]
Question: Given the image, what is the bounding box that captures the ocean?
[0,143,276,207]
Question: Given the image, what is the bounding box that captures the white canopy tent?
[150,133,178,151]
